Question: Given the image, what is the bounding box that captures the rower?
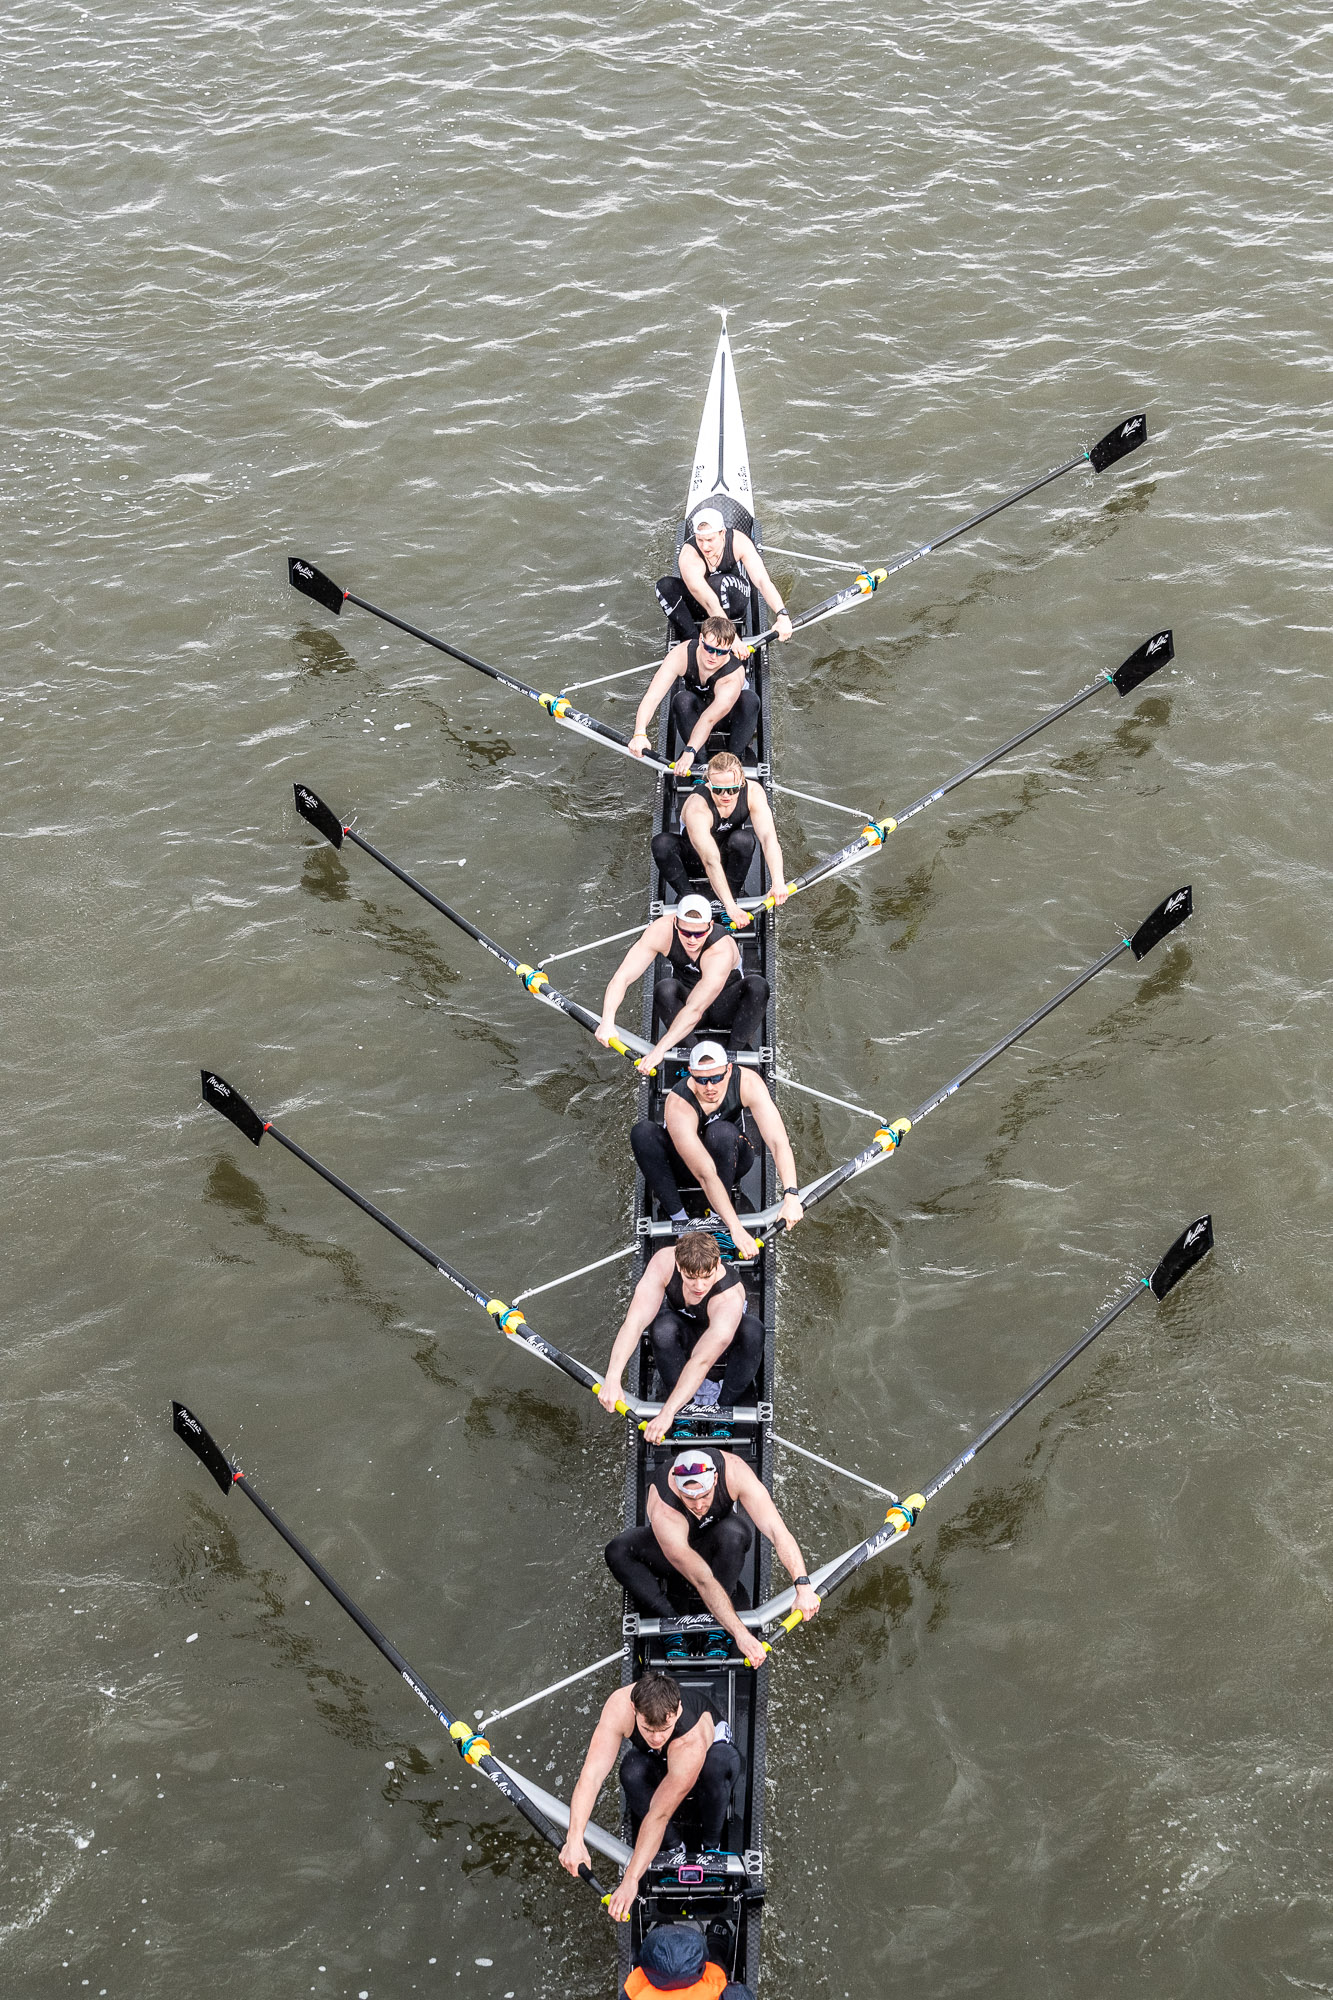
[626,615,760,771]
[597,895,769,1070]
[654,504,794,648]
[599,1232,764,1441]
[605,1449,821,1672]
[629,1041,803,1262]
[650,751,787,933]
[559,1670,743,1926]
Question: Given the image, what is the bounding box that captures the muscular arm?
[740,1071,799,1197]
[679,796,743,926]
[562,1694,630,1869]
[600,1250,673,1411]
[630,652,686,753]
[745,785,789,905]
[599,920,669,1038]
[733,532,792,630]
[723,1456,815,1601]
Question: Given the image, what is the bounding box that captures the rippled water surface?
[4,1,1331,1994]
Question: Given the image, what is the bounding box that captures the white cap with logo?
[688,1040,730,1075]
[675,894,713,927]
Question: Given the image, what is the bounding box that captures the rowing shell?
[618,327,774,1989]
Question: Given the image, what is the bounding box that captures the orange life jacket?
[624,1962,728,2000]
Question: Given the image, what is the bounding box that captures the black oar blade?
[1089,414,1148,473]
[1129,885,1192,960]
[201,1069,266,1147]
[288,556,346,617]
[1148,1214,1214,1300]
[1112,629,1174,696]
[293,783,344,850]
[172,1401,236,1495]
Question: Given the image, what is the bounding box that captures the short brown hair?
[699,615,737,648]
[631,1671,683,1728]
[675,1232,722,1278]
[707,750,744,784]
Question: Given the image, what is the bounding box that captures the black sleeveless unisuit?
[663,1260,744,1330]
[669,1069,747,1140]
[665,920,740,994]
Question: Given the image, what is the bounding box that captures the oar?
[170,1401,615,1899]
[743,412,1148,651]
[198,1070,653,1420]
[643,884,1195,1243]
[750,629,1174,912]
[756,1213,1214,1655]
[287,558,673,777]
[293,784,653,1073]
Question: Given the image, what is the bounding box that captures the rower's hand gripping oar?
[198,1070,647,1424]
[732,884,1194,1250]
[756,1213,1214,1659]
[288,559,678,780]
[169,1401,616,1904]
[742,412,1149,654]
[292,784,655,1074]
[751,628,1174,914]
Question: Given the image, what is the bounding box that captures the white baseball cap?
[675,894,713,927]
[691,507,725,534]
[688,1040,729,1075]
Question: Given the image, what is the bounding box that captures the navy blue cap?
[639,1923,707,1988]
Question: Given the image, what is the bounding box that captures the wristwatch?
[794,1575,811,1588]
[780,1184,799,1196]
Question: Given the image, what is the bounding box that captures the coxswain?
[560,1671,743,1927]
[618,1923,732,2000]
[605,1449,821,1672]
[627,614,760,770]
[650,751,787,932]
[597,894,769,1070]
[599,1231,764,1442]
[654,504,794,648]
[630,1041,803,1260]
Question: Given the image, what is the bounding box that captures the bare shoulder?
[733,528,759,562]
[662,639,689,674]
[646,1243,678,1285]
[643,911,677,954]
[720,1449,762,1499]
[598,1683,636,1734]
[737,1066,774,1109]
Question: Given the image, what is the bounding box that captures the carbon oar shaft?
[170,1402,609,1897]
[198,1071,645,1418]
[287,559,671,776]
[759,630,1173,909]
[293,785,650,1071]
[744,413,1148,652]
[758,1214,1214,1652]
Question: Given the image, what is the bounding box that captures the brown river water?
[4,1,1331,1995]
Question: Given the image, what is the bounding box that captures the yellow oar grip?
[779,1606,805,1633]
[884,1492,926,1534]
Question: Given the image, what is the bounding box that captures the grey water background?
[4,0,1331,1993]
